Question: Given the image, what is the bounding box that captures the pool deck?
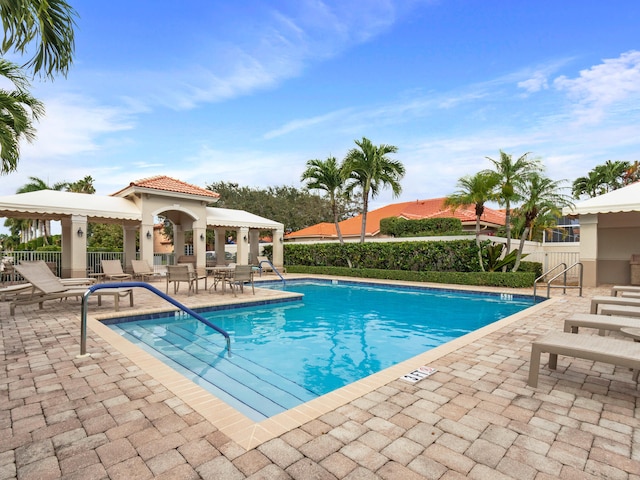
[1,275,639,479]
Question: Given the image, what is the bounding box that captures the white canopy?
[564,181,640,216]
[0,189,283,229]
[0,190,141,222]
[205,207,283,229]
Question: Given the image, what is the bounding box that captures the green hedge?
[285,266,536,288]
[379,217,463,237]
[283,240,482,272]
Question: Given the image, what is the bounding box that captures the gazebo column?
[61,215,87,278]
[173,224,184,260]
[123,225,138,272]
[236,227,249,265]
[193,223,206,269]
[249,229,260,264]
[272,228,284,270]
[214,228,226,266]
[580,214,599,287]
[139,222,155,267]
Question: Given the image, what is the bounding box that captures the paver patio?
[1,276,639,479]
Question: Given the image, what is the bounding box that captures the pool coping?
[87,278,557,450]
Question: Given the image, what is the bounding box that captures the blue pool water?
[106,280,537,421]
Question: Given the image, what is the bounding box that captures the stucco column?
[173,224,184,260]
[236,227,249,265]
[214,228,226,265]
[61,214,87,278]
[139,224,155,266]
[272,228,284,269]
[193,225,206,269]
[123,225,138,272]
[249,229,260,264]
[579,214,598,287]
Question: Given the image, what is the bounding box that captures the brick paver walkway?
[1,277,639,479]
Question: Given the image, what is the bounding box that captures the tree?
[342,137,405,243]
[0,59,44,174]
[205,181,354,234]
[484,150,542,258]
[16,175,67,242]
[0,0,77,79]
[512,173,573,272]
[572,160,634,199]
[301,156,347,244]
[66,175,96,193]
[444,171,499,271]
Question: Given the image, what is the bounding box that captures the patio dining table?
[206,266,234,294]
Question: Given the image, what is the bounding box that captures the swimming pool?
[106,279,537,421]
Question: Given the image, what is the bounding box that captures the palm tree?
[484,151,542,258]
[66,175,96,193]
[301,157,346,244]
[342,137,405,243]
[594,160,630,192]
[0,0,77,79]
[16,176,67,242]
[512,173,573,271]
[0,60,44,174]
[572,170,603,199]
[444,171,500,271]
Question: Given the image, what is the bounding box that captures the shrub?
[379,217,463,237]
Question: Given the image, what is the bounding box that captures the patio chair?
[611,285,640,297]
[10,261,132,316]
[226,265,255,296]
[131,259,161,282]
[101,259,133,281]
[528,331,640,387]
[185,263,207,293]
[166,264,197,296]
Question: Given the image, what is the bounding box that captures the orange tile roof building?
[286,198,506,241]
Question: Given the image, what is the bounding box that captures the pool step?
[115,323,316,419]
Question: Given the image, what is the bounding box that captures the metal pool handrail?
[79,281,231,357]
[259,259,286,285]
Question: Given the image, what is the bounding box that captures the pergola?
[564,181,640,286]
[0,176,284,278]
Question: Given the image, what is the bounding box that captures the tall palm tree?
[66,175,96,193]
[16,176,67,242]
[594,160,630,192]
[512,173,573,271]
[572,170,603,199]
[301,157,346,244]
[0,0,77,79]
[484,150,542,258]
[0,59,44,174]
[444,171,500,271]
[342,137,405,243]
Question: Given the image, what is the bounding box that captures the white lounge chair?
[101,259,132,281]
[131,259,161,282]
[10,261,132,315]
[590,295,640,314]
[563,313,640,336]
[528,331,640,387]
[611,285,640,297]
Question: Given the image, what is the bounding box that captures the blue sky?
[2,0,640,216]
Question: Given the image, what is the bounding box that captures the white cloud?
[21,93,134,158]
[518,72,549,93]
[554,50,640,124]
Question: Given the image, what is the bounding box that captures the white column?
[214,228,226,265]
[249,229,260,264]
[580,214,598,287]
[272,228,284,270]
[68,214,88,278]
[236,227,249,265]
[123,225,138,272]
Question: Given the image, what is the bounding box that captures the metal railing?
[259,259,286,285]
[533,262,583,299]
[80,282,231,357]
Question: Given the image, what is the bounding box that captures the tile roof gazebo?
[0,176,284,277]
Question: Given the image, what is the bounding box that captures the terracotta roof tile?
[287,198,505,238]
[113,175,219,198]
